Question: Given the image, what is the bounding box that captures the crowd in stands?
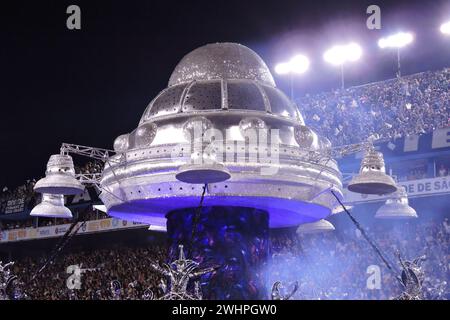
[0,180,36,210]
[4,215,448,300]
[438,164,449,177]
[298,68,450,146]
[13,245,166,300]
[394,166,429,182]
[74,161,103,175]
[269,217,449,300]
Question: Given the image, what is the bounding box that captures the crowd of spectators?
[4,216,448,300]
[394,166,429,182]
[438,164,449,177]
[0,180,36,211]
[269,217,449,300]
[74,161,103,175]
[13,245,166,300]
[298,68,450,146]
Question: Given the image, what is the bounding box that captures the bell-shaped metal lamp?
[30,193,73,218]
[34,154,85,195]
[375,186,417,219]
[296,219,335,234]
[347,148,397,195]
[176,149,230,184]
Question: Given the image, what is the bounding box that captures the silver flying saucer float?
[95,43,343,228]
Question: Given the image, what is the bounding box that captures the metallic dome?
[168,42,276,87]
[139,42,304,127]
[139,79,304,124]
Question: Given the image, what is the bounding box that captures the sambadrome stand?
[33,43,350,299]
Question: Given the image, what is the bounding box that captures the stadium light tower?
[275,54,310,100]
[378,32,414,78]
[441,21,450,35]
[323,42,362,90]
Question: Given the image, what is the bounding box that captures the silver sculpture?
[271,281,299,300]
[375,185,418,219]
[30,193,73,218]
[0,261,24,300]
[347,144,397,195]
[395,253,427,300]
[0,261,14,300]
[34,154,85,195]
[149,244,216,300]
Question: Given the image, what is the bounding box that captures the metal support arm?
[75,173,102,186]
[60,143,116,162]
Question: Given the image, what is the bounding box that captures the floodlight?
[346,43,363,61]
[289,55,310,74]
[275,54,309,75]
[323,43,362,66]
[378,32,414,49]
[441,21,450,35]
[275,62,291,75]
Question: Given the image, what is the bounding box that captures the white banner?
[0,218,148,244]
[2,198,25,214]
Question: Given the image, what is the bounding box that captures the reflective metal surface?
[150,245,215,300]
[375,186,418,219]
[168,43,276,87]
[175,162,231,184]
[139,80,304,124]
[34,154,85,195]
[296,219,335,234]
[347,148,397,195]
[30,193,73,218]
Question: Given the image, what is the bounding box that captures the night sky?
[2,0,450,188]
